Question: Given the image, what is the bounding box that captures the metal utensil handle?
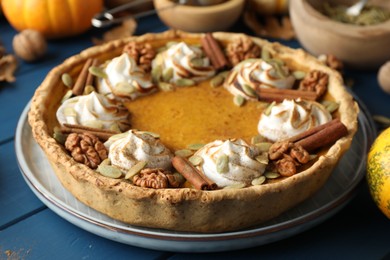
[92,0,176,28]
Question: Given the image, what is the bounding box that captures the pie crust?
[28,30,359,233]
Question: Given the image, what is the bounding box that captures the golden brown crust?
[28,30,358,233]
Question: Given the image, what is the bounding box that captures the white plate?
[16,96,376,253]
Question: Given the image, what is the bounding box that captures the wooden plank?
[0,141,44,229]
[0,70,49,143]
[0,209,172,259]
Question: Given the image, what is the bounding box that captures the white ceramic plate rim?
[15,94,376,252]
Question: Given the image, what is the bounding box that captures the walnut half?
[225,36,261,66]
[298,70,329,98]
[132,168,182,189]
[64,133,108,169]
[123,42,156,72]
[268,141,310,177]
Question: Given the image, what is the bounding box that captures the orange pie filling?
[51,32,353,191]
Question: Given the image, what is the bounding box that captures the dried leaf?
[244,9,295,40]
[0,54,18,83]
[93,18,137,45]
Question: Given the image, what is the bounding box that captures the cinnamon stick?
[201,33,229,71]
[85,58,98,87]
[255,87,318,102]
[61,123,117,141]
[72,58,93,96]
[172,156,217,190]
[287,119,348,152]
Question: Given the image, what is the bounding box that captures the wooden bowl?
[153,0,245,32]
[289,0,390,70]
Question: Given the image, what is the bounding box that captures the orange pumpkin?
[1,0,104,39]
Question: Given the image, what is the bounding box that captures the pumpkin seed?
[210,74,225,88]
[251,176,266,186]
[83,85,96,95]
[251,134,266,144]
[271,61,287,78]
[242,84,258,98]
[272,58,285,66]
[84,120,104,129]
[61,90,73,103]
[97,164,123,179]
[223,183,245,189]
[218,70,230,78]
[61,73,73,88]
[156,46,167,53]
[88,66,107,78]
[189,155,203,166]
[327,102,340,113]
[175,78,196,87]
[158,82,174,92]
[190,57,204,67]
[151,65,162,83]
[114,82,136,95]
[239,58,259,65]
[226,70,238,85]
[187,143,205,150]
[255,153,269,164]
[162,67,174,82]
[125,161,147,180]
[263,101,276,116]
[216,154,229,173]
[233,95,245,107]
[264,171,280,179]
[137,131,160,139]
[322,100,340,113]
[309,154,318,161]
[100,158,111,166]
[108,132,128,142]
[254,142,273,152]
[109,123,121,133]
[257,101,270,109]
[175,149,193,158]
[261,48,272,61]
[63,107,77,117]
[292,70,306,80]
[373,115,390,128]
[172,172,186,184]
[53,128,67,144]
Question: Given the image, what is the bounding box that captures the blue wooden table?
[1,13,390,259]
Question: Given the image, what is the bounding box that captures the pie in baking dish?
[28,30,358,233]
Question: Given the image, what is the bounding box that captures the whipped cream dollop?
[195,139,266,187]
[104,130,173,173]
[98,53,156,100]
[225,59,295,99]
[56,91,130,131]
[258,99,332,142]
[151,42,215,83]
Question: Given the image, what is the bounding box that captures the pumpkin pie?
[28,30,358,233]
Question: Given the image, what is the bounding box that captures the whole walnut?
[13,29,47,62]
